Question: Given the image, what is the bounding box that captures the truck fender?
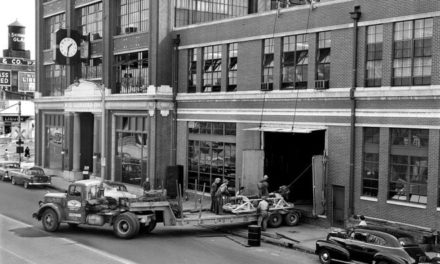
[33,203,62,222]
[373,253,407,264]
[316,240,350,261]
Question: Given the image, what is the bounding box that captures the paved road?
[0,181,319,264]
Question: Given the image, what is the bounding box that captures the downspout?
[171,34,180,166]
[349,6,361,217]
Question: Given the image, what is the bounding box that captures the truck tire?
[113,212,140,239]
[284,211,300,226]
[42,208,60,232]
[268,212,283,228]
[140,219,156,234]
[24,181,29,189]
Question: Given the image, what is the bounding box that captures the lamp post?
[100,84,106,182]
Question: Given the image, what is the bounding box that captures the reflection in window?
[117,0,149,35]
[366,25,383,87]
[81,57,102,80]
[44,13,65,49]
[115,51,148,94]
[202,45,222,92]
[76,2,103,41]
[189,122,236,136]
[316,31,331,81]
[362,128,379,197]
[282,34,308,89]
[44,65,67,97]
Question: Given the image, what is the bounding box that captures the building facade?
[36,0,440,230]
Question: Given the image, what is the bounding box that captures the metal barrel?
[247,225,261,246]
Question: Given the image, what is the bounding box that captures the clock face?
[59,37,78,58]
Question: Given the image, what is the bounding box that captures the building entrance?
[79,113,94,175]
[264,130,325,207]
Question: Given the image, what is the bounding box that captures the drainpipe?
[349,6,361,218]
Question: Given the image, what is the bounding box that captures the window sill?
[360,196,378,202]
[386,200,426,209]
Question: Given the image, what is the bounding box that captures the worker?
[358,215,367,226]
[210,178,221,213]
[257,197,269,231]
[215,179,229,215]
[257,175,269,197]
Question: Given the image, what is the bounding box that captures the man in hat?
[215,179,230,214]
[258,175,269,197]
[257,196,269,231]
[210,178,221,212]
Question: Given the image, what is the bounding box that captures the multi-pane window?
[362,128,379,197]
[117,0,149,35]
[270,0,307,9]
[44,65,67,96]
[228,43,238,92]
[115,51,148,94]
[393,18,432,86]
[262,38,274,90]
[282,34,308,89]
[316,32,331,82]
[388,129,428,204]
[44,13,66,49]
[202,45,222,92]
[366,25,383,87]
[188,122,236,193]
[188,49,197,93]
[77,2,103,41]
[81,58,102,80]
[175,0,248,27]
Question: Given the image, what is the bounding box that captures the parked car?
[316,225,438,264]
[0,161,20,181]
[10,166,51,189]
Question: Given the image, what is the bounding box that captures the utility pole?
[101,84,106,182]
[18,101,22,166]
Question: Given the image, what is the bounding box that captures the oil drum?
[248,225,261,246]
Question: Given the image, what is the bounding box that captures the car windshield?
[29,169,44,176]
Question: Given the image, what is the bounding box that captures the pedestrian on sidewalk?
[210,178,221,213]
[24,146,30,158]
[257,197,269,231]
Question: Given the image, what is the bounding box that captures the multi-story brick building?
[35,0,440,230]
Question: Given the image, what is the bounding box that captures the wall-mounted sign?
[3,116,26,122]
[0,71,11,85]
[18,72,35,92]
[0,58,34,65]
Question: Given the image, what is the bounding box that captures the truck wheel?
[113,212,140,239]
[140,219,156,234]
[42,209,60,232]
[284,212,300,226]
[24,181,29,189]
[2,174,7,181]
[11,177,16,185]
[268,213,283,228]
[318,249,331,264]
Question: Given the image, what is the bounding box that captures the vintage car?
[10,166,51,189]
[0,161,20,181]
[316,225,437,264]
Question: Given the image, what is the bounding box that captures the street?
[0,181,319,264]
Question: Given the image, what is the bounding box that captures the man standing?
[210,178,221,212]
[258,175,269,197]
[215,179,229,215]
[257,197,269,231]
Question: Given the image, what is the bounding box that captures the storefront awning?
[244,124,326,134]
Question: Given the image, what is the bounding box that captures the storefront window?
[45,114,64,170]
[44,65,67,96]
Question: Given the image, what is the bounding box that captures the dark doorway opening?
[80,113,94,175]
[264,130,325,205]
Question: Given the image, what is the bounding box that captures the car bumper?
[29,182,52,186]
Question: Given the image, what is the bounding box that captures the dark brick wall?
[330,29,353,88]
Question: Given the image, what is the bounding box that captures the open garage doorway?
[264,130,325,213]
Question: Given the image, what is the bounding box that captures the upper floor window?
[365,25,383,87]
[175,0,249,27]
[115,51,148,94]
[227,43,238,92]
[316,31,331,83]
[261,38,274,91]
[188,49,197,93]
[202,45,222,93]
[362,128,379,198]
[392,18,432,86]
[77,2,103,41]
[282,34,308,89]
[117,0,149,35]
[270,0,307,9]
[81,57,102,80]
[44,13,66,49]
[44,64,66,96]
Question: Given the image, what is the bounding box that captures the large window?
[202,45,222,92]
[316,31,331,83]
[188,49,197,93]
[270,0,307,9]
[393,18,432,86]
[115,51,148,94]
[262,38,274,90]
[282,34,308,89]
[44,65,67,96]
[77,2,103,41]
[188,122,236,193]
[81,58,102,80]
[175,0,248,27]
[366,25,383,87]
[44,114,64,170]
[362,128,379,197]
[227,43,238,92]
[44,13,66,49]
[115,116,149,186]
[388,129,428,204]
[117,0,149,35]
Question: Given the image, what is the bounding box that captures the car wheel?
[318,249,332,264]
[284,211,300,226]
[113,212,140,239]
[268,212,283,228]
[42,209,60,232]
[11,177,16,185]
[24,181,29,189]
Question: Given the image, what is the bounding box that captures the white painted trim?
[356,123,440,130]
[74,0,102,9]
[360,196,378,202]
[386,200,426,209]
[113,47,149,55]
[43,10,65,19]
[177,119,348,128]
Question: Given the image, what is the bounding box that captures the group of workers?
[210,177,230,215]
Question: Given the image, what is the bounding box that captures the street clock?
[59,37,78,58]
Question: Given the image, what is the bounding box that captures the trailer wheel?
[139,219,156,234]
[284,211,300,226]
[42,208,59,232]
[113,212,140,239]
[268,212,283,228]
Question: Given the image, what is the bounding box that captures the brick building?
[35,0,440,229]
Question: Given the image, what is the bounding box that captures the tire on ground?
[113,212,140,239]
[42,208,60,232]
[318,248,331,264]
[268,212,283,228]
[284,211,300,226]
